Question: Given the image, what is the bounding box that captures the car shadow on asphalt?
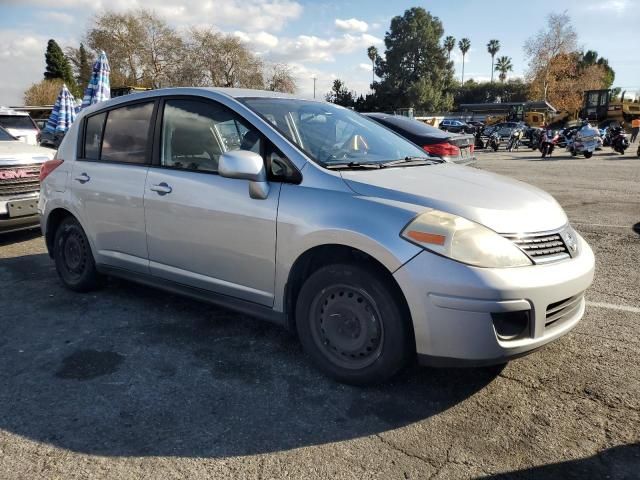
[483,443,640,479]
[0,252,502,458]
[0,228,41,247]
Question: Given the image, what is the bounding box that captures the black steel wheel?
[54,217,102,292]
[309,284,384,370]
[296,263,413,385]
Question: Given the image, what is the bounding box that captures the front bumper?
[394,234,595,366]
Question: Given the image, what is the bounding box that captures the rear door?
[71,101,156,273]
[143,97,280,306]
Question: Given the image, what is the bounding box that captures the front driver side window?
[161,99,262,173]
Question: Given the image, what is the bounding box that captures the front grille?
[0,165,40,197]
[503,231,570,263]
[545,293,584,329]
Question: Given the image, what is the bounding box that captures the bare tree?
[137,10,184,88]
[524,12,578,100]
[265,63,296,93]
[23,79,65,105]
[185,28,264,89]
[86,11,147,86]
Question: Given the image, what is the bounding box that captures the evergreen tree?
[44,39,75,88]
[372,7,454,112]
[78,43,92,91]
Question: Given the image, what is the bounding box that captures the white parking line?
[573,222,632,229]
[586,301,640,314]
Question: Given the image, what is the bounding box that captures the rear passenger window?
[84,112,105,160]
[101,102,154,164]
[161,99,262,173]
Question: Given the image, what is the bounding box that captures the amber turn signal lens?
[406,230,446,245]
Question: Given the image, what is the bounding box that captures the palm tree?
[487,39,500,82]
[367,46,378,86]
[495,56,513,82]
[458,38,471,84]
[443,36,455,62]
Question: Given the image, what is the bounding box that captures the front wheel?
[53,217,102,292]
[584,151,593,159]
[295,263,413,385]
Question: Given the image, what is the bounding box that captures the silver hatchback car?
[39,88,595,384]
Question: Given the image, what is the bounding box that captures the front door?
[71,101,155,273]
[143,98,280,307]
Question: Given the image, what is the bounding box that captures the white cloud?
[37,11,75,24]
[0,32,47,106]
[587,0,630,13]
[335,18,368,33]
[358,63,372,72]
[234,30,279,50]
[11,0,303,32]
[235,31,383,64]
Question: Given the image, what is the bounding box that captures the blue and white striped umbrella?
[81,50,110,109]
[44,84,77,133]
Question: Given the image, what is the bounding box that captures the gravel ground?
[0,147,638,479]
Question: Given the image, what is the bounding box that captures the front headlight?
[401,210,532,268]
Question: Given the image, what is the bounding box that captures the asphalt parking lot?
[0,147,638,479]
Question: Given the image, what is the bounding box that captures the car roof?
[0,106,30,117]
[78,87,319,118]
[363,113,449,139]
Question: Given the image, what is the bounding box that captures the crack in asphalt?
[374,433,440,472]
[497,373,640,414]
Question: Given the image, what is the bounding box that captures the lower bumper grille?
[545,293,584,329]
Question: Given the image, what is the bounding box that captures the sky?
[0,0,638,106]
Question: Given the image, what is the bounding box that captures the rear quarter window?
[83,112,106,160]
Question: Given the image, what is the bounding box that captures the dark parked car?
[439,118,475,134]
[364,113,475,165]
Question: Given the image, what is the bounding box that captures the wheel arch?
[283,243,415,348]
[44,207,94,259]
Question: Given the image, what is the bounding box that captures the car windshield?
[0,126,16,141]
[241,98,430,167]
[0,115,37,130]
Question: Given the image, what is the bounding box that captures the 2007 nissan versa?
[39,88,595,384]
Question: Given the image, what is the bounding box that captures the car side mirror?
[218,150,270,200]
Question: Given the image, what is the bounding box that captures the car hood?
[340,163,567,234]
[0,141,54,165]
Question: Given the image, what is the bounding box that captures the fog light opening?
[491,310,531,341]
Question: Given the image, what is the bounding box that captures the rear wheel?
[295,263,412,385]
[584,151,593,159]
[53,217,102,292]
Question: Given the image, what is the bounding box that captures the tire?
[53,216,102,292]
[295,263,413,385]
[584,151,593,159]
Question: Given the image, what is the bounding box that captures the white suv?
[39,88,595,384]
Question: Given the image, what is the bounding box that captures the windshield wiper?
[325,161,383,170]
[380,156,443,167]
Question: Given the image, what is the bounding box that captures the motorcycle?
[474,128,487,149]
[528,128,543,151]
[488,131,501,152]
[567,122,600,158]
[606,126,629,154]
[540,130,560,158]
[506,128,524,152]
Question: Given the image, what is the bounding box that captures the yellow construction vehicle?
[582,89,640,126]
